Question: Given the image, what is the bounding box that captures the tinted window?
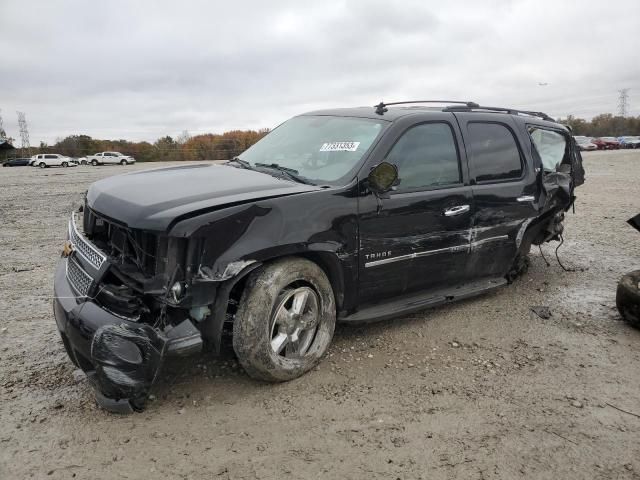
[467,123,523,182]
[386,122,460,191]
[529,127,568,171]
[45,154,56,159]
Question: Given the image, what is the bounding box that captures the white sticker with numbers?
[319,141,360,152]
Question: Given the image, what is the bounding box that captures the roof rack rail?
[373,100,555,122]
[374,100,479,115]
[442,104,554,122]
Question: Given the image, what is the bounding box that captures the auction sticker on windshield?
[320,141,360,152]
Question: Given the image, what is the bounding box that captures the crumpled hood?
[86,163,320,231]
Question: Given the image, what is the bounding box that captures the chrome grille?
[69,212,106,269]
[66,256,94,297]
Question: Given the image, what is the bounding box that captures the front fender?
[170,188,359,334]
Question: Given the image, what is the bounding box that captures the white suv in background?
[30,154,77,168]
[87,151,136,166]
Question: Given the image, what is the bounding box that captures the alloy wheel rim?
[269,286,320,358]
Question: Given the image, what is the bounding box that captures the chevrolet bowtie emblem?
[62,240,74,257]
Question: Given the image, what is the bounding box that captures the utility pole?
[0,108,5,139]
[17,111,30,156]
[618,88,629,117]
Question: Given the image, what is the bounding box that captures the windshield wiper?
[254,163,315,185]
[227,157,253,169]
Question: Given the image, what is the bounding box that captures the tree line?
[5,112,640,162]
[557,114,640,137]
[27,128,270,162]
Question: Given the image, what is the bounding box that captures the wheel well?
[294,252,344,310]
[214,253,345,354]
[227,252,344,311]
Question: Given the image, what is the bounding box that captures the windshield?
[238,115,386,184]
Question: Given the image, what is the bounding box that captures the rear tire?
[506,253,530,283]
[39,162,46,168]
[120,159,127,165]
[233,258,336,382]
[91,159,98,166]
[617,270,640,328]
[62,161,68,168]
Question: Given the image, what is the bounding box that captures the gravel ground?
[1,151,639,479]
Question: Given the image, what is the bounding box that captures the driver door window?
[386,122,461,192]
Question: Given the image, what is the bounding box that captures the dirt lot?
[1,151,639,479]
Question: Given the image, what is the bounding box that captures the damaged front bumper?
[53,259,202,413]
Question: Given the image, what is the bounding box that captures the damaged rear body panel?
[53,104,583,412]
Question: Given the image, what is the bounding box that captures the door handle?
[517,195,535,202]
[444,205,470,216]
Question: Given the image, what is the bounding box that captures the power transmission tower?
[17,111,30,155]
[618,88,629,117]
[0,108,5,139]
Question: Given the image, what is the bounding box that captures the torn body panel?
[53,259,202,412]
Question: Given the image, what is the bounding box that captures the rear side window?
[386,122,461,191]
[529,127,568,171]
[466,123,523,182]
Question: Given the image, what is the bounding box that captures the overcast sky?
[1,0,639,144]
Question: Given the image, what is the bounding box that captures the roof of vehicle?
[303,101,566,130]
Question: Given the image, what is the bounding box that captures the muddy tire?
[233,257,336,382]
[506,253,530,283]
[617,270,640,328]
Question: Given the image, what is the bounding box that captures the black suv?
[53,101,585,412]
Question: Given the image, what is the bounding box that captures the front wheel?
[39,162,46,168]
[233,258,336,382]
[62,161,68,167]
[120,159,127,165]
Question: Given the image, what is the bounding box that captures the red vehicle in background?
[593,137,621,150]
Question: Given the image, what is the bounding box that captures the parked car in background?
[573,136,598,151]
[3,158,32,167]
[87,151,136,166]
[30,153,77,168]
[593,137,620,150]
[75,156,89,165]
[618,136,640,149]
